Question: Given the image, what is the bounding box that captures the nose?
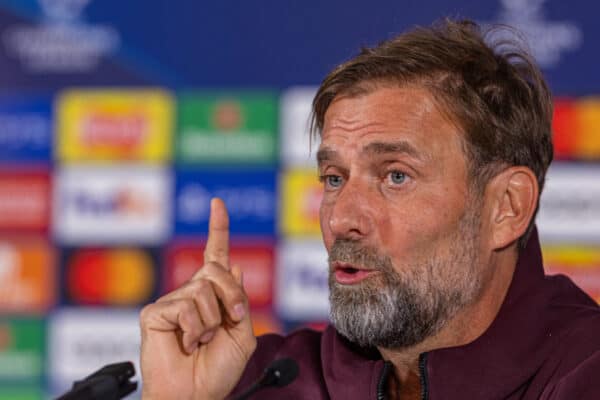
[326,178,374,240]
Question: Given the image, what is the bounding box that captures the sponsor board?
[0,170,50,232]
[177,92,277,164]
[537,164,600,241]
[0,238,55,313]
[280,169,322,237]
[251,310,283,336]
[0,387,43,400]
[62,247,159,306]
[165,240,274,308]
[56,89,174,162]
[552,97,600,160]
[552,98,576,160]
[543,245,600,303]
[175,169,276,235]
[0,318,45,384]
[54,166,171,244]
[0,95,52,162]
[283,320,329,334]
[275,240,329,321]
[280,87,319,168]
[47,308,141,396]
[571,98,600,160]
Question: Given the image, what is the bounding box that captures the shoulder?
[540,350,600,399]
[540,295,600,398]
[253,328,325,367]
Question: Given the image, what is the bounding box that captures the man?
[139,19,600,399]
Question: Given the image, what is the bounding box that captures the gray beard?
[328,209,482,349]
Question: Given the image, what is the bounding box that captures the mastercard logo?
[66,248,155,305]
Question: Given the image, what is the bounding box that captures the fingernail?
[199,331,214,343]
[234,303,245,319]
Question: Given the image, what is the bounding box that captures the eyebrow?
[317,140,428,166]
[361,141,427,161]
[316,147,339,165]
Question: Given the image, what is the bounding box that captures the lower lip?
[334,269,377,285]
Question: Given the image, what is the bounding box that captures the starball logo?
[482,0,582,68]
[2,0,120,73]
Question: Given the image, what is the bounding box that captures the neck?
[377,246,518,398]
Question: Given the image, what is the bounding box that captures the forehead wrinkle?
[326,117,386,135]
[361,140,431,163]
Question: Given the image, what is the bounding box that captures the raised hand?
[140,198,256,400]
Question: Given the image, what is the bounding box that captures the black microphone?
[55,361,137,400]
[232,358,299,400]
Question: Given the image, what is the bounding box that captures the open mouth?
[339,266,359,274]
[333,262,377,284]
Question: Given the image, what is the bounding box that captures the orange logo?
[0,239,55,312]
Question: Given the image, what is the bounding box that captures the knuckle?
[203,261,225,274]
[139,304,155,327]
[181,298,197,314]
[189,278,211,294]
[179,301,200,329]
[227,289,246,305]
[202,311,222,330]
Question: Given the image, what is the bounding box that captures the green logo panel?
[0,387,43,400]
[177,92,278,164]
[0,318,45,384]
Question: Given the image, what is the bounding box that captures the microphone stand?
[55,361,138,400]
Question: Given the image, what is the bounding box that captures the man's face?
[318,85,486,348]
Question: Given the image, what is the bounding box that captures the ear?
[485,166,538,250]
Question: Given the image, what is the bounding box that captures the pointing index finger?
[204,197,230,269]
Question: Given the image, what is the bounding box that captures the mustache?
[328,239,393,272]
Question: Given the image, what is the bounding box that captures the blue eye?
[389,171,406,184]
[325,175,343,188]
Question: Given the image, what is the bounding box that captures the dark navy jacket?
[230,229,600,399]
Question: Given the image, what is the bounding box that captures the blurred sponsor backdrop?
[0,0,599,398]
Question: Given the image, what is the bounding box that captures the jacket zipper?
[376,360,393,400]
[419,353,429,400]
[376,354,429,400]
